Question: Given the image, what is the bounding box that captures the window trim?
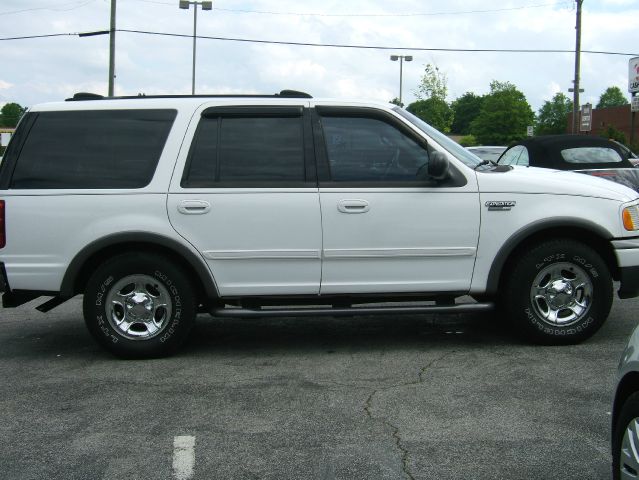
[313,106,466,188]
[181,106,317,188]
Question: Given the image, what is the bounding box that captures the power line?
[0,33,78,41]
[211,2,573,18]
[1,29,637,57]
[125,0,572,17]
[0,0,98,16]
[118,29,639,57]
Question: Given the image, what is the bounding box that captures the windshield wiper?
[474,159,498,170]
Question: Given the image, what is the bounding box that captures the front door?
[313,106,480,295]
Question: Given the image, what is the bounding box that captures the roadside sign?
[630,57,639,93]
[632,96,639,113]
[526,126,534,136]
[580,103,592,132]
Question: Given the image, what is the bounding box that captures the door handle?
[177,200,211,215]
[337,199,370,214]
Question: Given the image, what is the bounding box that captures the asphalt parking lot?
[0,295,637,480]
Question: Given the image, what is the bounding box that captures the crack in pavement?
[363,351,457,480]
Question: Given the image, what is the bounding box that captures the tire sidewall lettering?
[525,306,595,336]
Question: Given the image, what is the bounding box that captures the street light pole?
[192,4,197,95]
[108,0,116,97]
[390,55,413,106]
[179,1,212,95]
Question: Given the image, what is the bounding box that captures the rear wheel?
[502,239,612,344]
[83,252,197,358]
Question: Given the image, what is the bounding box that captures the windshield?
[393,107,481,167]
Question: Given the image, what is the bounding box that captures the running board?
[211,302,494,318]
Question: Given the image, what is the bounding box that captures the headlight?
[623,205,639,230]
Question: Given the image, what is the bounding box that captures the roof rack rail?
[65,89,312,101]
[277,90,312,98]
[67,92,105,101]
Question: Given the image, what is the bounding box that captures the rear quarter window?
[10,109,176,189]
[561,147,622,164]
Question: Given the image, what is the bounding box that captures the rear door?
[168,103,322,297]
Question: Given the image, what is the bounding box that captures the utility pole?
[108,0,116,97]
[571,0,583,133]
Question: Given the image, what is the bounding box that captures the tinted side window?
[183,117,219,187]
[183,114,305,187]
[220,117,304,182]
[11,110,176,189]
[320,116,429,182]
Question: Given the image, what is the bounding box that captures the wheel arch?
[485,218,618,296]
[60,232,219,303]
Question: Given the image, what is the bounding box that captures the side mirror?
[428,151,450,180]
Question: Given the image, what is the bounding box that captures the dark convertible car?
[497,135,639,192]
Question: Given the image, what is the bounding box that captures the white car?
[1,91,639,358]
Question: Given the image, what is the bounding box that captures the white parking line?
[173,435,196,480]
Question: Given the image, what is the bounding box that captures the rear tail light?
[0,200,4,248]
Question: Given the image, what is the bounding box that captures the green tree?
[451,92,484,135]
[0,102,26,128]
[596,86,629,109]
[535,92,572,135]
[458,135,478,147]
[600,125,627,144]
[470,81,534,145]
[410,63,453,132]
[415,63,448,101]
[407,98,454,133]
[389,97,403,108]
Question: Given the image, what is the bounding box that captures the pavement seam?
[363,351,456,480]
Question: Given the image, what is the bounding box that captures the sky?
[0,0,637,113]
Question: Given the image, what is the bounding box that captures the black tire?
[502,239,612,345]
[83,252,197,358]
[613,391,639,480]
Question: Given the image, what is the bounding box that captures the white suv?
[1,90,639,358]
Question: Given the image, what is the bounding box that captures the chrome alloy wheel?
[105,274,172,340]
[529,262,593,327]
[620,418,639,478]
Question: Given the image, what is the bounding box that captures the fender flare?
[59,231,219,299]
[484,217,614,295]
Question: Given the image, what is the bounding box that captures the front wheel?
[83,253,197,358]
[502,239,612,344]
